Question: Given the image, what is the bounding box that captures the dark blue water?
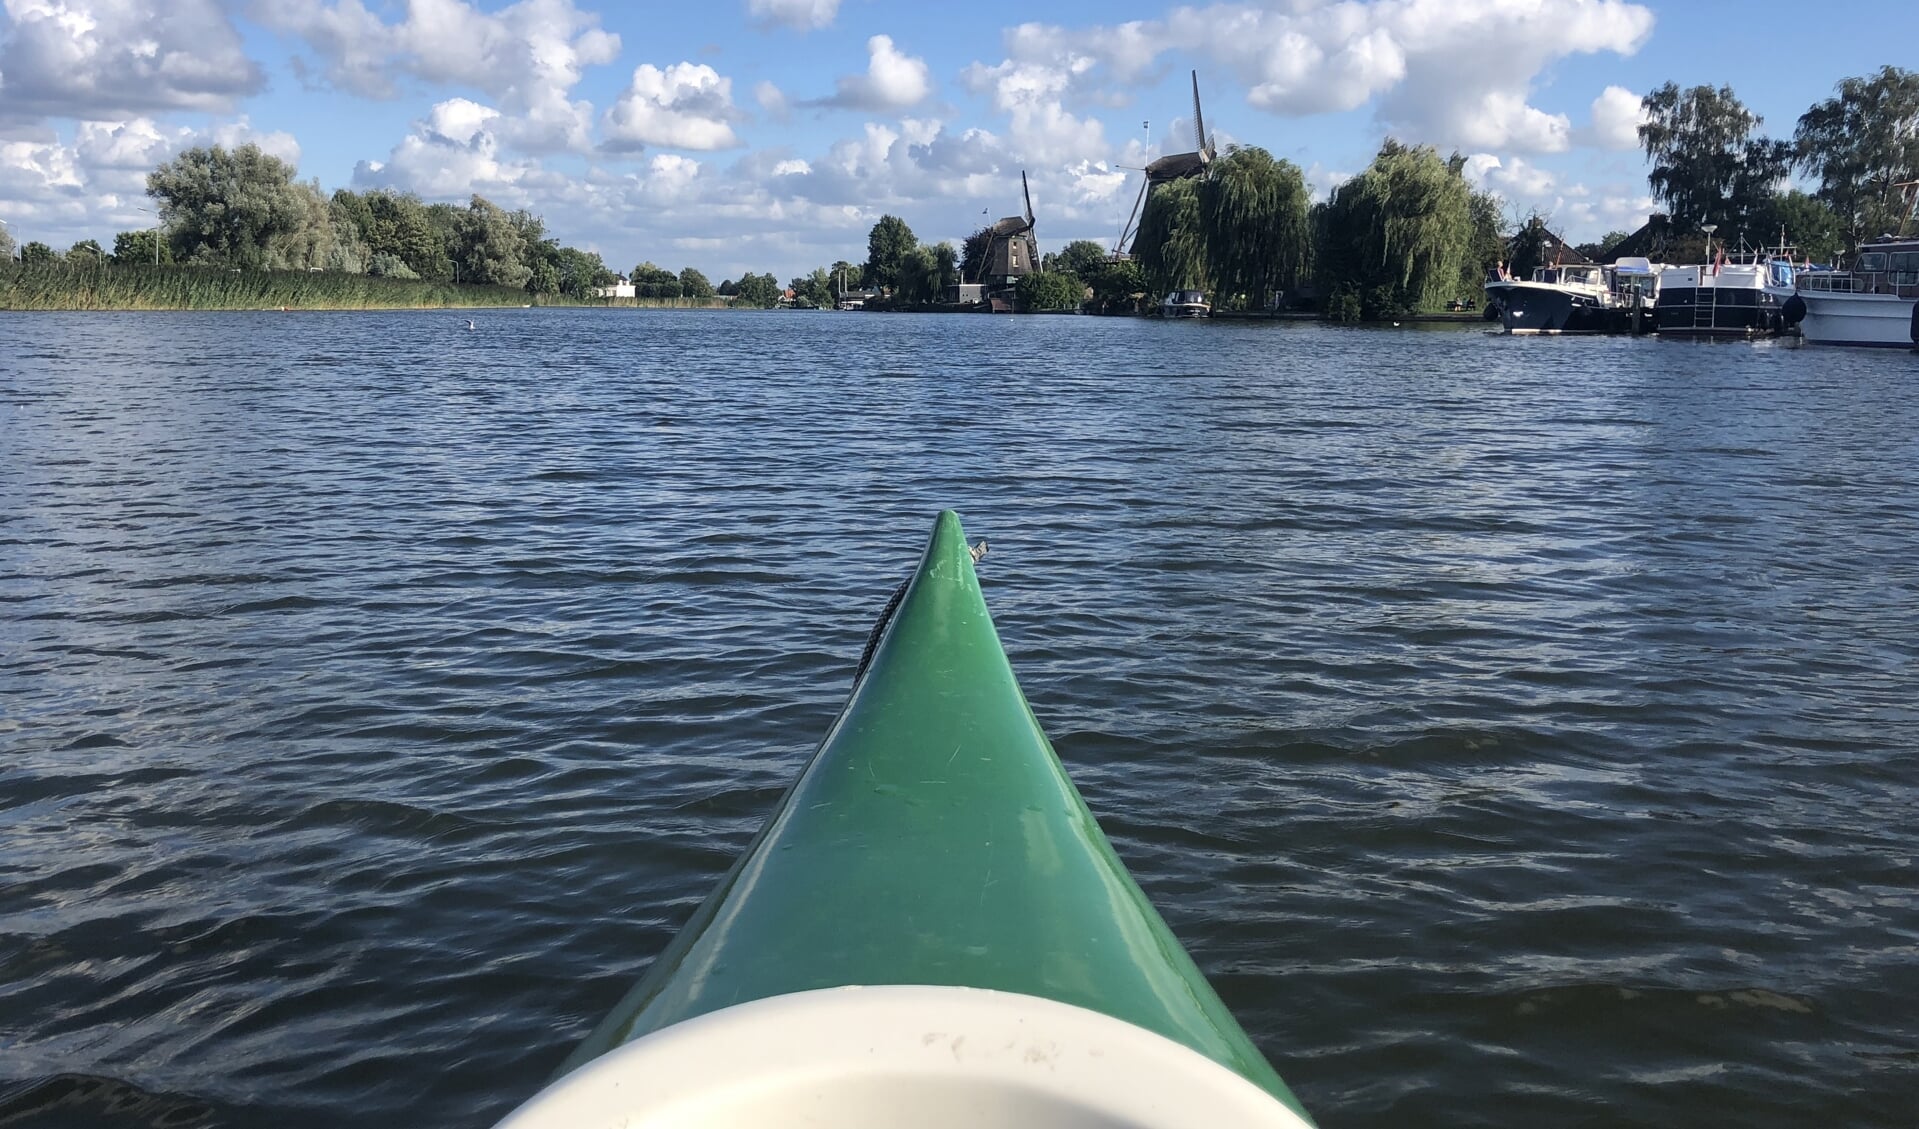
[2,309,1915,1127]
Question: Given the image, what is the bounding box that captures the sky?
[1,0,1913,282]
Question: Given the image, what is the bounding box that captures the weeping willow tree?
[1200,146,1312,310]
[1133,178,1207,299]
[1317,139,1474,321]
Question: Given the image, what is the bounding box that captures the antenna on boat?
[1897,180,1919,237]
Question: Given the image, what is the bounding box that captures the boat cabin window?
[1535,268,1560,284]
[1857,252,1887,272]
[1891,252,1919,272]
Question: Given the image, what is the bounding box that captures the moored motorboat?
[1160,288,1210,317]
[1485,262,1650,335]
[1654,254,1798,339]
[1781,184,1919,348]
[494,511,1315,1128]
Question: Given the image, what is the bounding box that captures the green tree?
[932,242,958,292]
[367,252,420,279]
[0,223,15,261]
[790,268,833,308]
[717,277,739,296]
[1573,229,1631,262]
[147,143,314,268]
[1639,82,1791,240]
[354,190,448,278]
[1015,269,1084,312]
[1134,178,1207,299]
[1460,189,1507,297]
[451,195,531,287]
[20,241,58,265]
[893,245,941,303]
[733,271,781,308]
[1054,239,1108,280]
[1086,257,1144,313]
[553,246,615,297]
[828,259,860,293]
[66,239,106,265]
[1200,145,1312,310]
[864,214,918,292]
[1504,213,1554,280]
[958,227,993,283]
[1794,66,1919,251]
[1749,190,1846,262]
[630,261,680,299]
[1316,139,1473,319]
[679,266,715,299]
[112,229,172,265]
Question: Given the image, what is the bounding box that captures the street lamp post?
[134,205,162,266]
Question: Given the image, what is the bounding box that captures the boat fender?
[1781,294,1807,326]
[1910,300,1919,345]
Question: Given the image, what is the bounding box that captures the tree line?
[0,143,795,306]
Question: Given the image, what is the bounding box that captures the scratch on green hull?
[560,509,1311,1123]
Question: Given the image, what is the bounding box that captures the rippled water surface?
[3,309,1916,1127]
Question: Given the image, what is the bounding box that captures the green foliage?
[452,195,531,287]
[1200,146,1312,310]
[865,214,918,291]
[733,272,782,308]
[931,242,958,292]
[1505,213,1553,280]
[958,228,993,283]
[368,252,420,279]
[1639,82,1792,240]
[1573,229,1631,262]
[828,260,860,292]
[349,190,451,279]
[0,223,14,261]
[679,266,715,299]
[716,277,739,296]
[1316,139,1473,318]
[893,245,942,303]
[552,247,614,298]
[630,261,681,299]
[1134,178,1207,298]
[67,239,106,264]
[1014,270,1084,312]
[789,268,833,308]
[0,261,532,310]
[1085,258,1144,313]
[1794,66,1919,250]
[1461,190,1507,294]
[112,229,172,265]
[20,241,58,265]
[1749,190,1845,262]
[148,144,317,269]
[1053,240,1109,280]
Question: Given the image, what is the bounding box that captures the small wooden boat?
[495,511,1315,1128]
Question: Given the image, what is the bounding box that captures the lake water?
[2,309,1915,1127]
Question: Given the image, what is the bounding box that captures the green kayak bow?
[498,511,1315,1128]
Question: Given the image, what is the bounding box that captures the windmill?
[1115,71,1217,255]
[979,170,1039,287]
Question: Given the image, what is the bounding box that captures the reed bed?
[0,263,536,311]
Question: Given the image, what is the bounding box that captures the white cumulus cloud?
[823,35,932,111]
[1583,84,1647,150]
[744,0,839,31]
[602,62,742,152]
[249,0,621,152]
[0,0,264,120]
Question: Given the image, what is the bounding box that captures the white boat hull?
[1797,291,1917,348]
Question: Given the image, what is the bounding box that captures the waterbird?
[465,319,476,331]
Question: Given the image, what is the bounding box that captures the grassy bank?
[0,263,538,311]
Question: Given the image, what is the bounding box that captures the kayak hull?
[524,510,1312,1124]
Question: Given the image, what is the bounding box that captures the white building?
[596,275,636,299]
